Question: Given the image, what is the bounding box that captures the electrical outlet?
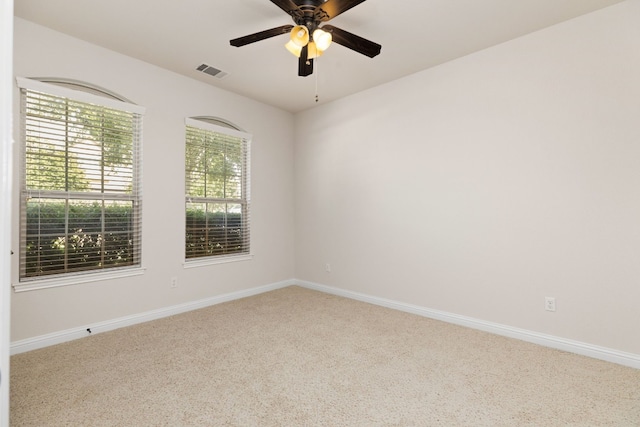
[170,277,178,288]
[325,263,331,273]
[545,297,556,312]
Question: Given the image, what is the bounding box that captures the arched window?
[184,117,252,263]
[16,77,145,290]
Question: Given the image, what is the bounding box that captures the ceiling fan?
[230,0,382,77]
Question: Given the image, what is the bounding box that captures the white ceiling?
[14,0,624,113]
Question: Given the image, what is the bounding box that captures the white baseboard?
[296,280,640,370]
[12,278,640,370]
[10,279,295,355]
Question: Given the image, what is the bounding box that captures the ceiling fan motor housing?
[291,1,329,29]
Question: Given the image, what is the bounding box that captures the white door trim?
[0,1,14,426]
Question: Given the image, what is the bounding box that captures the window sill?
[183,254,253,269]
[13,267,146,293]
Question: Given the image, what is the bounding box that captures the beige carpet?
[10,286,640,426]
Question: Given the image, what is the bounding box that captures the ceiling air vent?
[196,63,228,79]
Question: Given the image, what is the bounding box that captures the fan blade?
[322,25,381,58]
[270,0,300,15]
[319,0,368,21]
[230,25,293,47]
[298,45,314,77]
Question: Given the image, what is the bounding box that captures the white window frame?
[14,77,145,292]
[184,117,252,267]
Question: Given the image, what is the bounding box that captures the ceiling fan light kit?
[286,27,331,59]
[230,0,381,77]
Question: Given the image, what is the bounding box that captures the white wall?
[294,1,640,355]
[11,18,295,341]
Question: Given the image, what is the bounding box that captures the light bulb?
[290,25,309,47]
[313,29,332,52]
[307,42,320,59]
[285,40,302,57]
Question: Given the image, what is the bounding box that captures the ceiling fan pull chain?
[315,58,319,103]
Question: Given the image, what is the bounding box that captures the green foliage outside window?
[24,201,134,277]
[185,209,243,258]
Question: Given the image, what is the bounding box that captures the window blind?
[17,78,143,282]
[185,118,251,260]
